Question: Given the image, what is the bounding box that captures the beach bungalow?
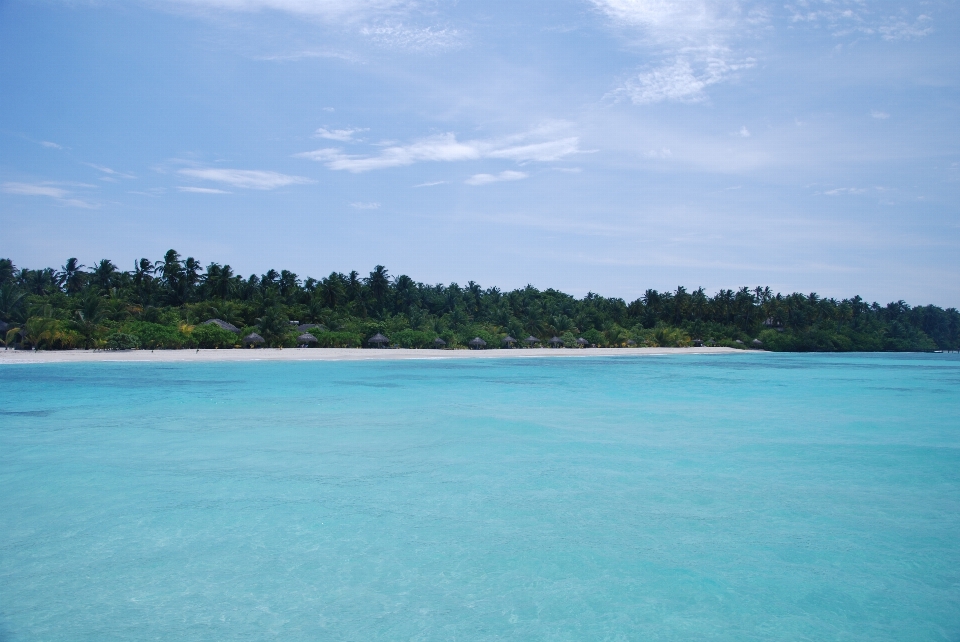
[468,337,487,350]
[243,332,265,347]
[368,333,389,348]
[692,338,704,347]
[752,339,764,348]
[202,319,240,333]
[549,336,563,348]
[576,337,588,348]
[502,336,517,348]
[525,335,540,347]
[297,333,318,347]
[433,337,446,349]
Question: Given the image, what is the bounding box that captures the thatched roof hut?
[433,337,446,348]
[502,335,517,346]
[549,336,563,347]
[297,333,318,346]
[576,337,588,347]
[202,319,240,333]
[692,338,704,347]
[468,337,487,349]
[243,332,265,347]
[525,335,540,346]
[626,339,637,346]
[368,332,389,347]
[751,338,764,347]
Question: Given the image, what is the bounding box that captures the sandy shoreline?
[0,346,741,364]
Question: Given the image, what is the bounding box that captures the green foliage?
[2,252,957,352]
[105,332,140,350]
[190,324,239,349]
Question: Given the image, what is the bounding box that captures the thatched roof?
[549,336,563,345]
[433,337,446,346]
[735,339,744,344]
[368,333,389,344]
[525,335,539,344]
[468,337,487,347]
[243,332,265,345]
[202,319,240,333]
[298,323,325,332]
[502,335,517,344]
[576,337,588,345]
[751,338,763,346]
[297,333,318,344]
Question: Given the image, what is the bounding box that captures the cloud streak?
[178,168,314,189]
[2,181,99,208]
[465,171,527,186]
[296,127,581,173]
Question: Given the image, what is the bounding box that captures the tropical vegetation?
[1,252,957,352]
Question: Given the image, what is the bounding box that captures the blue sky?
[1,0,958,306]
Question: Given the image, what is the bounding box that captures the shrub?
[105,332,140,350]
[191,323,239,349]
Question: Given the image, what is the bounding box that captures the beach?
[0,346,741,364]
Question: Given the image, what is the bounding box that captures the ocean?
[1,353,959,640]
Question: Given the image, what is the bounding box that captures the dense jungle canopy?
[1,251,957,351]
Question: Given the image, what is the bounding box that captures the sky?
[1,0,958,306]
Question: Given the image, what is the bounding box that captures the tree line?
[1,251,957,351]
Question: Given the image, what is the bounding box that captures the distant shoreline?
[0,346,742,364]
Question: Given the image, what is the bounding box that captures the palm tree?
[60,258,85,294]
[366,266,390,306]
[92,259,118,292]
[0,283,26,322]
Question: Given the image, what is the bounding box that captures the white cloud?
[614,55,755,105]
[359,24,462,50]
[2,181,98,208]
[870,110,890,120]
[295,127,582,173]
[594,1,760,104]
[738,126,750,137]
[350,201,380,209]
[786,3,933,41]
[414,180,446,187]
[178,168,314,189]
[40,141,62,149]
[164,0,408,21]
[645,147,672,159]
[315,127,367,142]
[178,186,231,194]
[823,187,865,196]
[465,171,527,186]
[87,163,137,180]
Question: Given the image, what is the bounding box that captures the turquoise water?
[1,353,959,641]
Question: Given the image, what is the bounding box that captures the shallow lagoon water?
[1,353,959,640]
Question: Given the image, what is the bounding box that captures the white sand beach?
[0,346,741,364]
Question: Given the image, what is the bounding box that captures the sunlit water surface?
[1,353,959,641]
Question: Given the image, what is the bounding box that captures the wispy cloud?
[87,163,137,180]
[40,141,62,149]
[315,127,367,142]
[2,181,99,208]
[350,201,380,209]
[414,180,446,187]
[164,0,409,21]
[178,186,231,194]
[178,168,314,189]
[786,2,933,41]
[870,110,890,120]
[465,171,527,186]
[296,125,581,173]
[359,24,462,50]
[738,126,751,137]
[594,0,760,105]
